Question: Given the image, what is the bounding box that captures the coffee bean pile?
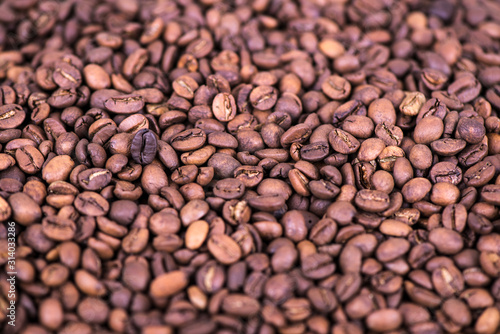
[1,0,500,333]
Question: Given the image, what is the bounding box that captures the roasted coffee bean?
[213,178,245,200]
[15,145,44,174]
[104,95,144,114]
[442,204,468,232]
[322,75,351,100]
[212,93,237,122]
[431,138,467,156]
[131,129,157,165]
[208,234,242,265]
[0,104,25,129]
[2,2,500,333]
[414,116,444,144]
[375,122,403,146]
[464,160,495,187]
[329,128,360,154]
[354,189,391,213]
[222,294,259,317]
[150,270,188,298]
[74,191,109,216]
[8,192,41,226]
[171,128,206,152]
[78,168,112,191]
[458,117,486,144]
[281,124,312,147]
[42,216,76,241]
[400,91,426,116]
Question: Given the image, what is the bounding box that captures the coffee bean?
[74,191,109,216]
[104,95,144,114]
[458,117,486,144]
[464,160,495,187]
[15,145,44,174]
[354,189,391,212]
[131,129,157,164]
[442,204,468,232]
[0,104,25,129]
[212,93,236,122]
[234,165,264,187]
[8,192,41,226]
[78,168,112,191]
[39,298,64,330]
[173,75,199,100]
[150,270,188,298]
[329,128,360,154]
[222,294,259,317]
[42,216,76,241]
[400,91,426,116]
[3,2,500,333]
[171,128,206,152]
[366,309,403,332]
[322,75,351,100]
[208,234,242,265]
[429,228,464,255]
[402,178,432,203]
[281,124,312,147]
[414,116,444,144]
[185,220,209,250]
[430,138,467,156]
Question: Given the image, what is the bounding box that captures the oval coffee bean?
[131,129,157,165]
[329,128,360,154]
[171,128,206,152]
[354,189,391,213]
[208,234,242,265]
[104,95,145,114]
[0,104,26,130]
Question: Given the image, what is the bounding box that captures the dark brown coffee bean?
[458,117,486,145]
[8,192,41,226]
[53,62,82,89]
[402,178,432,203]
[250,86,278,110]
[234,165,264,188]
[173,75,199,100]
[376,238,410,262]
[431,138,467,156]
[429,162,462,185]
[131,129,157,164]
